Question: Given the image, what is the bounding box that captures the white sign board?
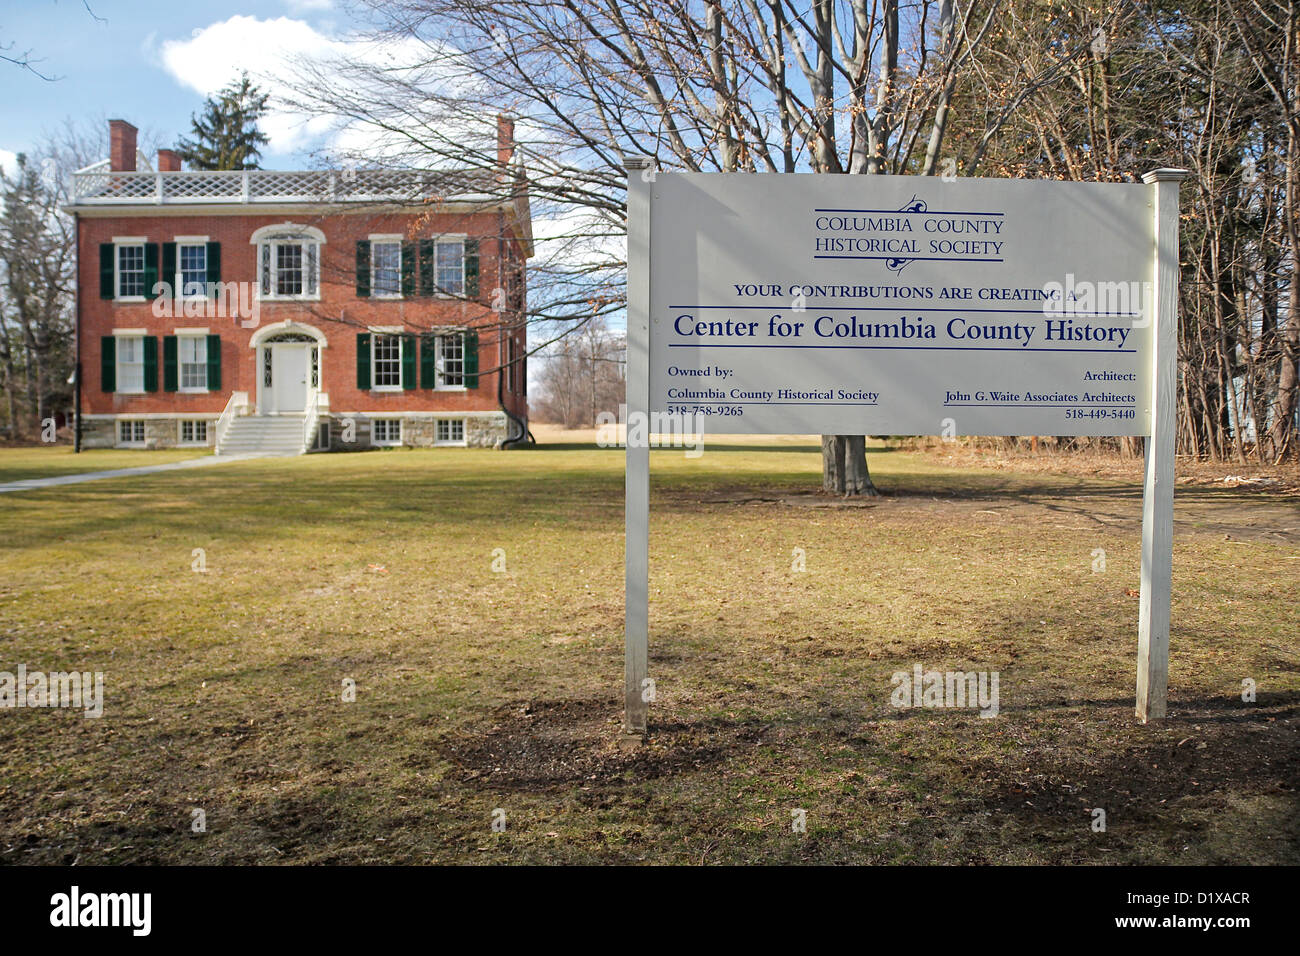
[648,173,1156,436]
[623,163,1186,737]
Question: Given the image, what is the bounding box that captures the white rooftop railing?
[69,167,498,206]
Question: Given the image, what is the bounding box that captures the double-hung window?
[178,243,208,297]
[505,337,520,393]
[436,332,465,387]
[435,241,464,296]
[179,335,208,391]
[116,336,145,393]
[117,244,146,298]
[372,241,401,297]
[255,227,322,300]
[372,334,403,389]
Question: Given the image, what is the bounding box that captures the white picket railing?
[70,167,496,206]
[214,392,247,455]
[301,391,322,455]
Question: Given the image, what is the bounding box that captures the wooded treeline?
[323,0,1298,461]
[3,1,1297,462]
[0,149,77,439]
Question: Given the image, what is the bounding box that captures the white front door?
[270,345,309,413]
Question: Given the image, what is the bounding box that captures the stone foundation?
[79,417,215,450]
[81,412,518,451]
[80,418,117,449]
[315,412,512,451]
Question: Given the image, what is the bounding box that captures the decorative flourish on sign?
[886,196,927,274]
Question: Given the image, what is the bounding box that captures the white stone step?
[216,415,309,457]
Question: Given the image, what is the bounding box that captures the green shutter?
[355,241,371,298]
[143,335,158,392]
[420,335,437,388]
[206,334,221,391]
[401,242,416,297]
[418,239,434,296]
[161,242,177,297]
[99,244,114,299]
[100,335,115,392]
[401,333,417,389]
[143,243,160,300]
[464,330,479,388]
[356,333,371,389]
[162,335,178,392]
[206,242,221,295]
[464,238,479,299]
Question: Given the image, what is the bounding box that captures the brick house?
[66,118,531,453]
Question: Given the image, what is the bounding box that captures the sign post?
[623,167,1186,735]
[1136,169,1189,722]
[623,156,654,739]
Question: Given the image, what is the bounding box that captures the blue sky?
[1,0,358,172]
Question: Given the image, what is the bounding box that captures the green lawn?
[0,438,1296,864]
[0,446,211,484]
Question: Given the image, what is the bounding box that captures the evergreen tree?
[176,72,270,170]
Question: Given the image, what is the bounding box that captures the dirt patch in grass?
[0,441,1296,864]
[432,697,746,791]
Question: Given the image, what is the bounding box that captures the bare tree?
[533,316,625,426]
[0,150,77,438]
[281,0,1028,491]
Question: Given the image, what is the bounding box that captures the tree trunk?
[1269,100,1300,459]
[821,434,878,496]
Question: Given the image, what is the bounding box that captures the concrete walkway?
[0,453,264,494]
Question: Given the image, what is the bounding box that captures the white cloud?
[158,16,343,154]
[156,15,462,161]
[0,149,18,179]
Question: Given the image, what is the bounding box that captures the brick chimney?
[109,120,138,172]
[156,149,182,172]
[497,114,515,169]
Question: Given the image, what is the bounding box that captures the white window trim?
[312,420,330,451]
[177,419,210,446]
[370,332,405,392]
[113,239,147,303]
[115,334,146,395]
[370,236,404,299]
[435,418,468,447]
[251,224,326,303]
[117,419,147,447]
[177,333,209,394]
[371,418,403,447]
[259,239,321,302]
[431,236,467,299]
[434,329,468,391]
[175,241,210,300]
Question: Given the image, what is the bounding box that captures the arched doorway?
[250,323,326,415]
